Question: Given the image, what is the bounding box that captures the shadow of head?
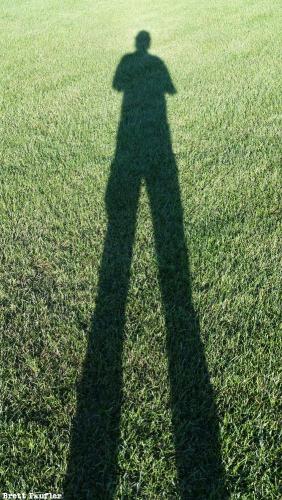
[135,30,151,52]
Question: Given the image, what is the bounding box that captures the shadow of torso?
[113,51,176,171]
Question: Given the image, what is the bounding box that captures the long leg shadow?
[64,31,227,499]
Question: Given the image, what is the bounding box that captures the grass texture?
[0,0,281,498]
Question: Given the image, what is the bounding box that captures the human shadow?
[64,31,226,499]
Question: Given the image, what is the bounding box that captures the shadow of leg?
[146,158,227,499]
[64,166,140,499]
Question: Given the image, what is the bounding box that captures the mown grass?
[0,0,281,498]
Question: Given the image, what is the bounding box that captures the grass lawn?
[0,0,281,498]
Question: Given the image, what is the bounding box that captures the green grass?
[0,0,281,498]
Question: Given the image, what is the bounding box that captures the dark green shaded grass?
[0,0,281,498]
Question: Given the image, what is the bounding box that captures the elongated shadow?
[64,31,226,499]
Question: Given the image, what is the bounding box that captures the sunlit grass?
[0,0,280,498]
